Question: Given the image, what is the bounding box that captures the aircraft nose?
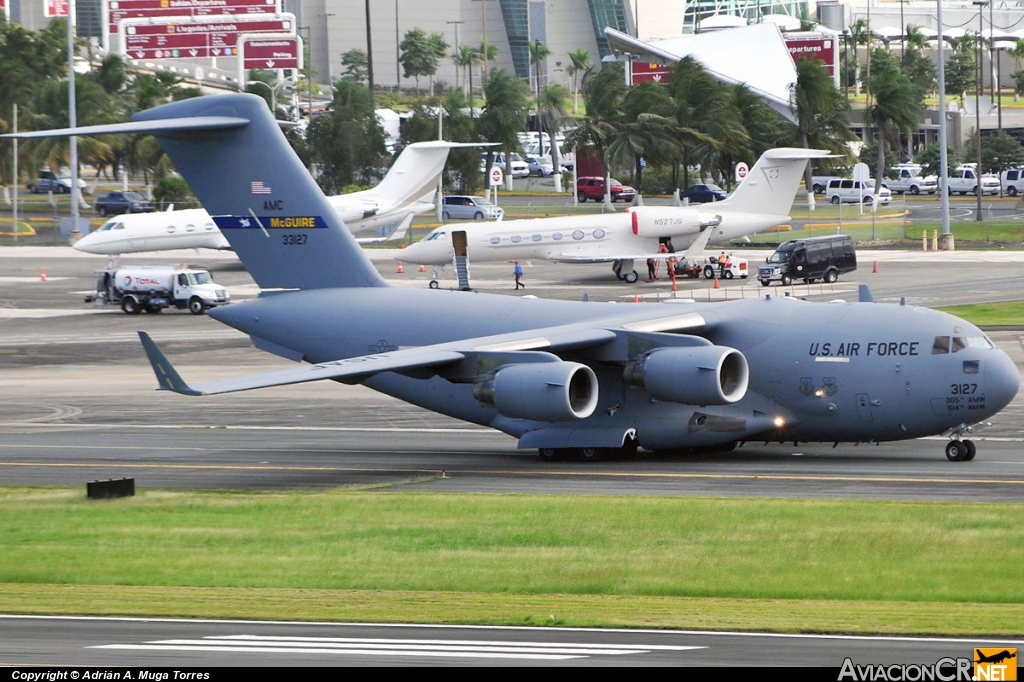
[985,349,1020,415]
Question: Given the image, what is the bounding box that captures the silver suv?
[442,195,505,221]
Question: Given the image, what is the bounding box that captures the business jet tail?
[720,148,832,217]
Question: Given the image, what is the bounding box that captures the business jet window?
[489,236,501,244]
[593,229,606,239]
[185,224,195,232]
[510,235,522,243]
[572,230,585,240]
[552,232,563,240]
[166,225,177,233]
[204,223,216,231]
[531,234,542,242]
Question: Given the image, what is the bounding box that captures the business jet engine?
[624,346,749,405]
[473,362,599,422]
[627,206,721,238]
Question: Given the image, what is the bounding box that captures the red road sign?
[630,62,671,86]
[735,161,749,183]
[785,37,838,76]
[122,16,293,60]
[107,0,279,40]
[240,36,299,70]
[46,0,69,17]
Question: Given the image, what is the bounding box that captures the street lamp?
[247,79,291,118]
[972,0,987,222]
[447,20,464,91]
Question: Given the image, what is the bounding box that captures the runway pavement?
[1,246,1022,500]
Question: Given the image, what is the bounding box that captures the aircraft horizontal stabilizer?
[3,116,249,140]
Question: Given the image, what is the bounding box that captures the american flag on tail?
[251,180,272,195]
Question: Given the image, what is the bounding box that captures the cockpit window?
[951,337,968,353]
[425,231,445,241]
[932,336,950,354]
[99,220,123,232]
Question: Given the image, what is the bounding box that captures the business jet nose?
[72,232,102,253]
[985,348,1020,417]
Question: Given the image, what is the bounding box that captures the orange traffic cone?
[872,261,878,273]
[671,279,677,292]
[397,261,404,274]
[713,277,719,289]
[419,265,425,272]
[633,294,639,303]
[41,269,47,282]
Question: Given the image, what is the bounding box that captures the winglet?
[858,285,874,303]
[137,332,202,396]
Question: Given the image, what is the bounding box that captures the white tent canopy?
[604,23,799,123]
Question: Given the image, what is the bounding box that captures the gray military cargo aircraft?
[9,94,1018,462]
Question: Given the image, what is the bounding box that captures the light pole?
[937,0,951,246]
[973,0,987,222]
[247,79,291,117]
[447,20,464,91]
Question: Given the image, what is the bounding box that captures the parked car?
[887,164,938,195]
[1000,168,1023,197]
[28,170,88,194]
[93,191,156,217]
[826,178,892,205]
[442,195,504,221]
[576,177,637,203]
[525,155,556,177]
[683,183,727,203]
[947,165,1000,196]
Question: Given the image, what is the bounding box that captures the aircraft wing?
[552,222,717,264]
[139,310,705,396]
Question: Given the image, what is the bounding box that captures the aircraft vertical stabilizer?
[723,148,831,217]
[132,94,386,290]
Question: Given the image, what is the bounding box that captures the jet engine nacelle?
[627,206,720,238]
[473,362,599,421]
[624,346,749,405]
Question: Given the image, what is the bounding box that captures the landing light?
[773,416,786,428]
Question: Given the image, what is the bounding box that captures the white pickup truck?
[947,166,1000,196]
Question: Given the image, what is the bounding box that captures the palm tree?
[791,56,856,200]
[1010,40,1024,101]
[528,41,552,98]
[536,83,569,193]
[850,18,869,96]
[866,63,922,199]
[453,44,479,97]
[607,81,678,201]
[561,64,625,208]
[566,48,591,114]
[477,68,529,191]
[668,57,743,201]
[723,83,786,189]
[477,39,499,86]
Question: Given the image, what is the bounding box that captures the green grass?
[2,488,1022,634]
[937,300,1024,326]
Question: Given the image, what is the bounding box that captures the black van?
[758,235,857,286]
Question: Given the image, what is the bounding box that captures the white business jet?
[401,148,830,283]
[74,140,472,256]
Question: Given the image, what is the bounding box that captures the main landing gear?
[612,259,639,284]
[539,439,638,462]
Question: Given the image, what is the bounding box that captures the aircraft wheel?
[577,192,586,203]
[781,273,793,286]
[724,270,734,280]
[963,439,977,461]
[831,195,840,205]
[188,296,206,315]
[824,269,839,284]
[428,280,439,290]
[946,440,969,462]
[538,448,558,462]
[578,447,605,462]
[703,265,715,279]
[121,296,141,315]
[760,279,770,287]
[623,270,639,284]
